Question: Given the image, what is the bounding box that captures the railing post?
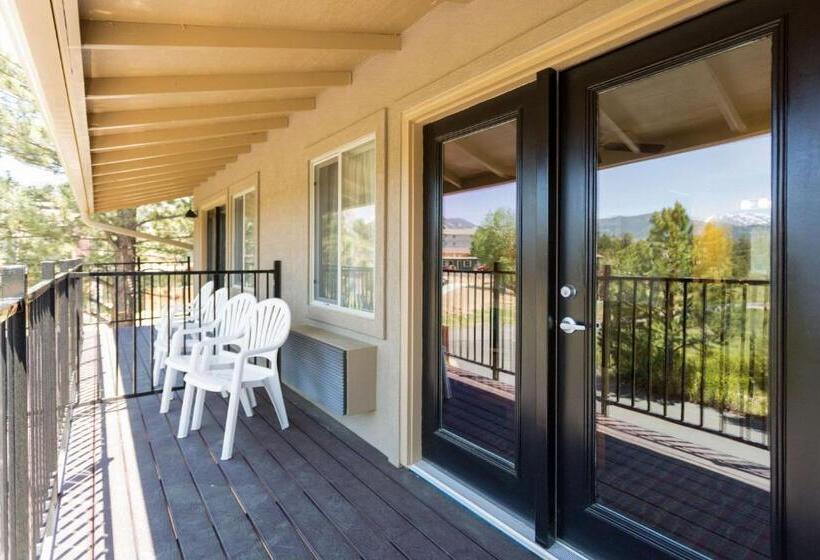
[491,262,501,381]
[600,265,611,416]
[273,260,282,299]
[6,302,29,560]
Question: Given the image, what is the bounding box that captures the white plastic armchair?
[152,280,214,386]
[159,288,247,413]
[177,298,291,460]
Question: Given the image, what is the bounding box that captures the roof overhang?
[2,0,449,213]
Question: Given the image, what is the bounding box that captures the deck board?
[48,328,539,560]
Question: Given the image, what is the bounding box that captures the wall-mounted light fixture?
[185,207,198,219]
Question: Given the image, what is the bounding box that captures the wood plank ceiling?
[80,0,444,212]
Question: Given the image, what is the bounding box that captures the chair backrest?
[199,287,229,325]
[188,280,214,320]
[242,298,291,364]
[216,293,257,339]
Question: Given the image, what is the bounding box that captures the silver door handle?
[559,317,586,334]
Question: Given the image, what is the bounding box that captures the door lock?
[560,284,577,299]
[559,317,587,334]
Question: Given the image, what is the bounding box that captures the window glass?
[243,190,257,271]
[314,159,340,304]
[313,139,376,313]
[341,140,376,312]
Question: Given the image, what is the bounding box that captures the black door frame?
[554,0,820,557]
[422,76,554,527]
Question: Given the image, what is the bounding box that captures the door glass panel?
[595,38,772,559]
[439,119,518,464]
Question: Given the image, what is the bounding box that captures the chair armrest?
[170,320,219,355]
[190,332,245,372]
[238,344,282,361]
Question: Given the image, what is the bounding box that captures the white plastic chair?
[177,298,291,460]
[152,280,214,386]
[159,288,245,413]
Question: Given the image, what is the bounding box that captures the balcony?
[1,261,539,560]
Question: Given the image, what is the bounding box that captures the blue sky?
[444,182,516,225]
[599,134,771,220]
[443,134,772,225]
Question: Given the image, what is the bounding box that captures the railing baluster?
[630,279,638,408]
[615,278,623,403]
[700,282,708,428]
[600,266,611,415]
[662,279,672,417]
[680,280,688,422]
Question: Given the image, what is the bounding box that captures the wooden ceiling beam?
[95,189,196,212]
[88,98,316,131]
[92,146,251,175]
[93,157,236,181]
[599,110,641,154]
[701,60,747,133]
[95,171,220,191]
[447,141,514,179]
[91,133,266,165]
[94,172,215,191]
[81,20,401,52]
[96,183,198,202]
[86,72,351,99]
[90,117,286,151]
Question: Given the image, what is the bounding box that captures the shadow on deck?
[47,327,539,560]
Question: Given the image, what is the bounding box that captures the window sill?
[307,301,384,339]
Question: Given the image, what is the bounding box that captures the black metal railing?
[77,261,282,401]
[598,271,770,448]
[1,261,83,560]
[316,264,374,312]
[441,264,516,380]
[86,257,191,273]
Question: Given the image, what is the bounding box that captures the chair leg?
[221,390,241,461]
[152,348,165,387]
[263,376,289,430]
[159,367,178,414]
[191,388,206,431]
[247,387,257,408]
[239,389,254,417]
[177,383,195,438]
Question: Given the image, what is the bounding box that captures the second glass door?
[557,6,778,558]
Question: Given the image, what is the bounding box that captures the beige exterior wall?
[192,0,728,464]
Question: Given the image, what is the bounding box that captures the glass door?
[423,79,551,524]
[556,3,786,557]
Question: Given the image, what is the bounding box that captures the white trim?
[410,461,590,560]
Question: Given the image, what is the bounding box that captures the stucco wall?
[192,0,726,464]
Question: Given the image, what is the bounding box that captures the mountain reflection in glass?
[594,37,773,559]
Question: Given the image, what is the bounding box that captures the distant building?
[442,224,477,270]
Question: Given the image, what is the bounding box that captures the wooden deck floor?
[48,348,539,559]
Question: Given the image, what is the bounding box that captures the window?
[232,189,257,287]
[312,138,376,314]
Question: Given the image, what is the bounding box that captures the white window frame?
[309,133,377,319]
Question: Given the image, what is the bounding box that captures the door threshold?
[410,461,588,560]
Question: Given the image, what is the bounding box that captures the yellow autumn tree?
[693,222,733,278]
